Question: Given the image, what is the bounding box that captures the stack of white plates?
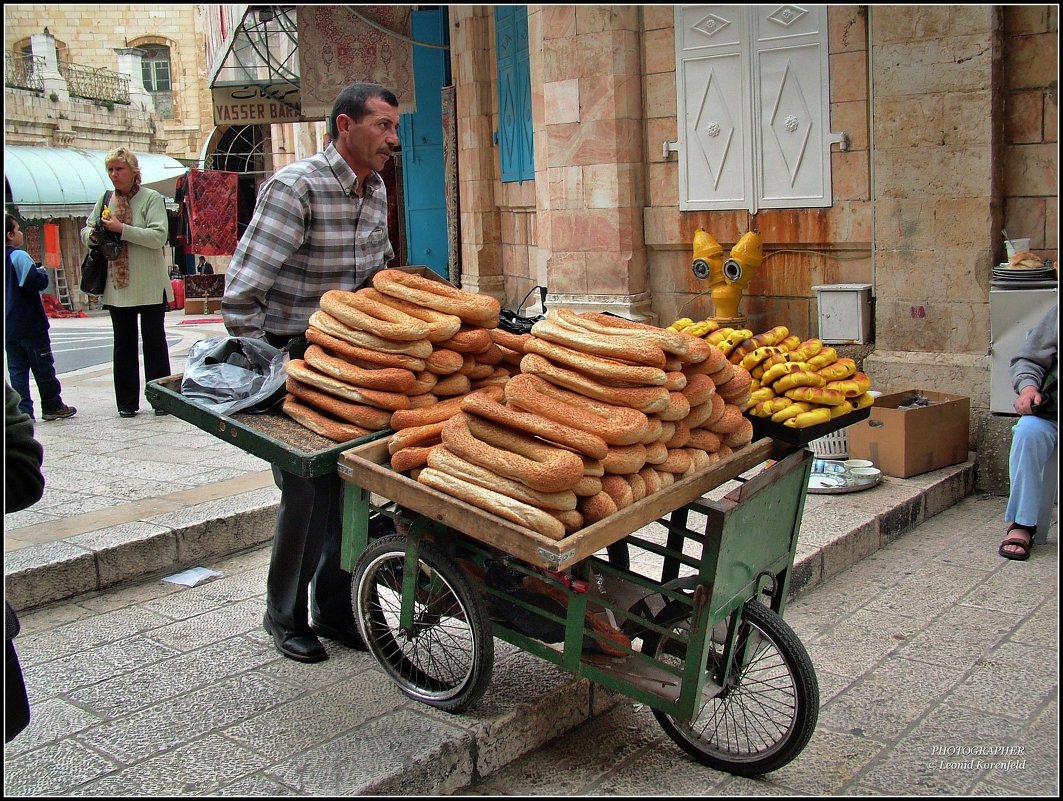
[992,263,1056,288]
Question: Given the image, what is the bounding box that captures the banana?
[771,401,813,423]
[783,406,833,428]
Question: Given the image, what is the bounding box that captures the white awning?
[4,146,189,219]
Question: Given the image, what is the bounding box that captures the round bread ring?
[663,371,688,391]
[664,420,691,449]
[644,440,668,465]
[470,370,511,390]
[284,376,393,430]
[373,268,502,325]
[409,371,439,395]
[281,396,374,443]
[504,373,650,446]
[285,360,411,411]
[624,472,647,502]
[716,367,753,403]
[656,420,677,444]
[656,469,676,489]
[681,373,716,407]
[708,403,746,434]
[303,344,416,393]
[641,415,665,444]
[425,348,465,375]
[722,417,754,449]
[581,456,605,477]
[519,353,671,413]
[548,509,584,534]
[433,373,472,397]
[496,345,525,369]
[687,427,721,453]
[572,475,604,497]
[391,445,437,473]
[638,466,662,494]
[358,287,462,343]
[306,326,426,372]
[684,447,712,473]
[707,360,735,386]
[489,327,532,354]
[407,393,438,409]
[577,491,619,524]
[697,393,727,429]
[308,311,433,358]
[418,467,566,540]
[427,446,577,511]
[475,344,505,366]
[438,326,494,355]
[656,448,693,475]
[389,385,504,430]
[561,310,703,361]
[601,443,647,475]
[600,474,635,509]
[442,412,585,493]
[524,338,668,386]
[460,391,609,460]
[388,420,448,455]
[465,363,497,381]
[531,317,668,368]
[659,391,691,422]
[319,289,432,341]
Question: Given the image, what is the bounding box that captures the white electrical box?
[812,284,873,344]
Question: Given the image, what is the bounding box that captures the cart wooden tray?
[145,374,386,478]
[337,436,775,571]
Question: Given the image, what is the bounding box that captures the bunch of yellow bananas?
[739,330,876,428]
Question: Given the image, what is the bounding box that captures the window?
[674,5,841,212]
[494,6,534,183]
[140,44,174,119]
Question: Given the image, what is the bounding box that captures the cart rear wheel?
[353,534,493,712]
[642,599,819,775]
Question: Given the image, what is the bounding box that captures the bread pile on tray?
[396,309,757,540]
[281,269,502,442]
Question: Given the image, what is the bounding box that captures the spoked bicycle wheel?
[642,599,819,775]
[353,534,494,712]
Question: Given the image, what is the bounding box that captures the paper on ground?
[163,567,224,587]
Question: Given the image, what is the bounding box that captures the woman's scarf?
[108,175,141,289]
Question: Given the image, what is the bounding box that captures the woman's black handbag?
[79,246,108,295]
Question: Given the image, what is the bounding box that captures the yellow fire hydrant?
[691,228,764,323]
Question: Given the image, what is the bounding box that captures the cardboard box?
[184,298,222,315]
[846,389,970,478]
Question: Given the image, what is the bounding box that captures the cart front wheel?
[353,534,493,712]
[642,599,819,776]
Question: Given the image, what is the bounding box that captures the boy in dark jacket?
[4,215,76,421]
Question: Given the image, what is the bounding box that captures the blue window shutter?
[495,6,534,182]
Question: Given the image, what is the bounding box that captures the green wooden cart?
[148,374,828,776]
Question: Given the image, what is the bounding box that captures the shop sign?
[212,84,302,126]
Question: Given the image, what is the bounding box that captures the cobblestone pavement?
[457,493,1059,797]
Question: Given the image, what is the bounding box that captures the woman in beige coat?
[81,148,173,417]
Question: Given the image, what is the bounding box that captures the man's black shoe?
[310,617,368,651]
[263,613,328,663]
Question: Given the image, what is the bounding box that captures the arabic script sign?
[212,84,302,126]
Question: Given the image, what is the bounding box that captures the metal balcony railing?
[5,51,44,92]
[58,61,130,105]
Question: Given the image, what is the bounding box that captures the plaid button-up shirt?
[222,145,394,338]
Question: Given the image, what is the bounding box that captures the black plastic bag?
[181,336,289,415]
[79,247,108,295]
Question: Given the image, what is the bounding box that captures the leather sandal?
[998,522,1035,562]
